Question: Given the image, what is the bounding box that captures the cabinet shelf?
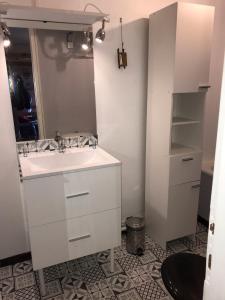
[170,143,199,155]
[172,116,200,126]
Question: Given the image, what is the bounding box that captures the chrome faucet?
[54,131,66,153]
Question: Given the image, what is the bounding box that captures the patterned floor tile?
[107,274,134,294]
[81,264,105,285]
[0,293,15,300]
[61,273,82,290]
[196,222,208,233]
[101,261,123,277]
[143,262,162,280]
[181,235,204,250]
[117,289,142,300]
[138,250,157,265]
[66,260,80,274]
[117,254,142,272]
[42,280,62,300]
[114,247,127,260]
[156,280,175,299]
[13,261,32,277]
[14,286,40,300]
[136,281,167,300]
[2,293,16,300]
[145,235,157,247]
[15,273,35,290]
[125,266,153,287]
[87,278,116,299]
[63,286,91,300]
[44,264,68,282]
[156,279,169,295]
[76,255,98,271]
[196,231,208,244]
[0,267,12,280]
[90,286,116,300]
[192,245,207,257]
[149,245,174,263]
[167,240,188,253]
[0,277,14,295]
[86,279,109,294]
[46,296,65,300]
[97,251,110,264]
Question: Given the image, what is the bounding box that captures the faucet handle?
[55,130,61,142]
[23,145,28,157]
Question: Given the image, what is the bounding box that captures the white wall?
[0,35,27,259]
[0,0,219,257]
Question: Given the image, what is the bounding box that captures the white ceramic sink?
[20,146,120,179]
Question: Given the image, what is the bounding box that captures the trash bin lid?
[126,217,145,230]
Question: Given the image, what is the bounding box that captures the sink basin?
[20,146,120,179]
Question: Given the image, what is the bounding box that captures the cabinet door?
[174,3,214,93]
[167,181,200,241]
[23,175,65,227]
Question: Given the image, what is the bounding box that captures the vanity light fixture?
[0,22,11,48]
[95,19,106,43]
[83,3,109,44]
[81,31,91,50]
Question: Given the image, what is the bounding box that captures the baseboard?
[0,252,31,268]
[198,215,209,228]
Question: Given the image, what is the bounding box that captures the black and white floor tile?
[0,222,208,300]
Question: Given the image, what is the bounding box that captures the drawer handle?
[66,191,89,199]
[199,84,211,89]
[182,157,194,162]
[69,233,91,242]
[192,184,200,189]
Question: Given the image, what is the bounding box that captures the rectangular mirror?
[4,27,97,142]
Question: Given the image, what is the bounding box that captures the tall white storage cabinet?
[145,3,214,249]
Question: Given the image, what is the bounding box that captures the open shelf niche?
[170,93,205,155]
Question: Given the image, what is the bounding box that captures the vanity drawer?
[169,152,202,185]
[63,166,121,218]
[67,208,121,260]
[29,220,69,270]
[167,181,200,241]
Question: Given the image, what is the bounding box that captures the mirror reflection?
[5,27,97,142]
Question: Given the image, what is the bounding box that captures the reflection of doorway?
[4,28,39,141]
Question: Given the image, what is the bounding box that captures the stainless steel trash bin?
[126,217,145,255]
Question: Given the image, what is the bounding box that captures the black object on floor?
[161,253,206,300]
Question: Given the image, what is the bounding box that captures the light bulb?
[81,43,89,50]
[95,37,103,44]
[3,37,11,48]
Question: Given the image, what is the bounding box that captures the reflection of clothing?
[13,76,31,110]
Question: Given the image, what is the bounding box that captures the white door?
[203,53,225,299]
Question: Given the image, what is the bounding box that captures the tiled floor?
[0,222,208,300]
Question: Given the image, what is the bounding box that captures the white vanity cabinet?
[23,165,121,270]
[145,3,214,249]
